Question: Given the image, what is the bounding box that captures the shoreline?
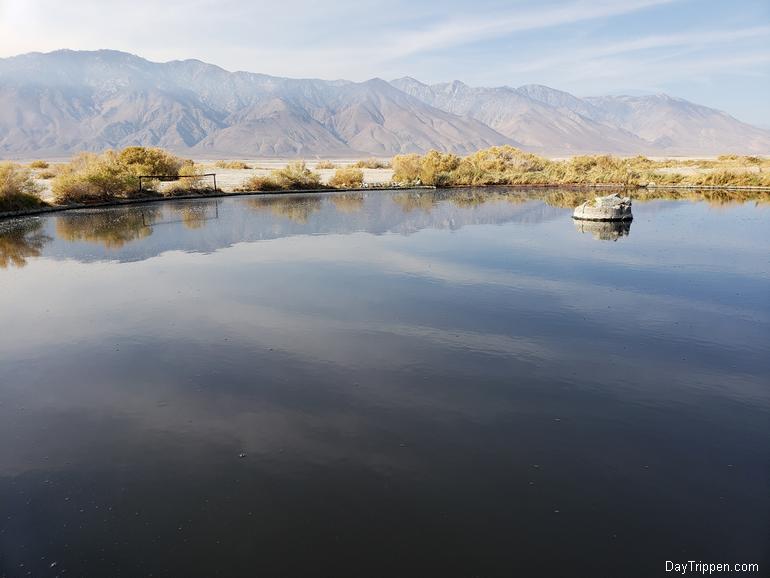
[2,182,770,221]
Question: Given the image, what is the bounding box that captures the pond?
[1,189,768,577]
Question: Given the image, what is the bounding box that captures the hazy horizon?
[1,0,768,125]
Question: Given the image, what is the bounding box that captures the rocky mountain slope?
[0,49,767,157]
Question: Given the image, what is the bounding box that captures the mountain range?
[0,49,768,158]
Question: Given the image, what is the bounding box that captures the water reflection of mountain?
[36,191,568,264]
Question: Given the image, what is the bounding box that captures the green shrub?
[271,161,322,190]
[328,167,364,188]
[0,162,45,212]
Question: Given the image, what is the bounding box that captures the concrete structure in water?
[573,193,633,222]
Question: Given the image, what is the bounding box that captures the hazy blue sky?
[1,0,769,124]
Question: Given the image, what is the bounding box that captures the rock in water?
[573,193,633,221]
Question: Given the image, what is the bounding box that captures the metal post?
[213,174,217,192]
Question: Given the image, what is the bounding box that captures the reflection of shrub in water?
[392,192,439,213]
[448,190,529,208]
[246,196,322,224]
[55,209,158,249]
[174,204,215,229]
[0,219,51,268]
[330,193,365,214]
[541,190,592,209]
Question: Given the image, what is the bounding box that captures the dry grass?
[352,158,391,169]
[235,162,324,191]
[29,160,50,169]
[162,163,215,196]
[315,160,337,169]
[234,175,284,192]
[391,147,770,189]
[214,160,252,170]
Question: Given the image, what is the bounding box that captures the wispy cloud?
[377,0,680,60]
[510,26,770,73]
[209,0,682,79]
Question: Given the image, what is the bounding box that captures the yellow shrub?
[118,146,183,177]
[328,167,364,188]
[29,160,50,169]
[51,147,187,204]
[419,150,460,186]
[215,160,251,169]
[234,175,284,192]
[392,154,422,183]
[352,158,390,169]
[0,162,44,211]
[270,161,322,190]
[163,163,212,195]
[52,152,135,203]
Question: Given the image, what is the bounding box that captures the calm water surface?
[0,189,768,577]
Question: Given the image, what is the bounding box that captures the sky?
[1,0,769,125]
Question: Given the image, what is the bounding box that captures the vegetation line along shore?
[1,145,769,215]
